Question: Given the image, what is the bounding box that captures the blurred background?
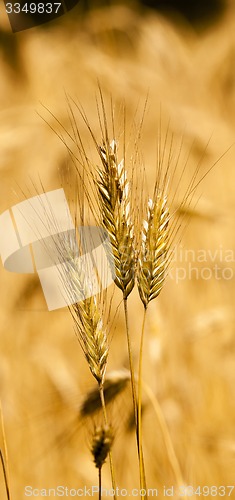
[0,0,235,497]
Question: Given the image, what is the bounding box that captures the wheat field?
[0,1,235,498]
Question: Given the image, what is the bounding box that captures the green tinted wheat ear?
[97,140,135,299]
[138,195,170,308]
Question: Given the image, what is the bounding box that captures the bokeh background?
[0,0,235,497]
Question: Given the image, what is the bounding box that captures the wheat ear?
[138,194,170,309]
[137,193,170,500]
[97,139,135,299]
[91,424,114,500]
[72,296,108,385]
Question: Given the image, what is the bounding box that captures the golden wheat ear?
[97,140,135,299]
[71,296,108,385]
[138,194,170,308]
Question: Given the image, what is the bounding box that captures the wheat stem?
[137,307,148,500]
[99,383,117,500]
[0,451,10,500]
[98,466,102,500]
[124,298,147,499]
[123,298,138,424]
[0,402,11,500]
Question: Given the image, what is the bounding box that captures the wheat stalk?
[70,293,117,496]
[0,402,11,500]
[64,257,117,494]
[136,186,171,499]
[96,136,149,497]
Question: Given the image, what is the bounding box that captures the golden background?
[0,1,235,497]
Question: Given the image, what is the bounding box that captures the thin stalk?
[0,451,10,500]
[137,307,148,500]
[123,298,138,422]
[99,384,117,500]
[124,298,147,499]
[142,380,187,500]
[98,466,102,500]
[0,402,11,500]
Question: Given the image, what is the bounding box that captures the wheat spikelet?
[97,139,135,299]
[138,194,170,308]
